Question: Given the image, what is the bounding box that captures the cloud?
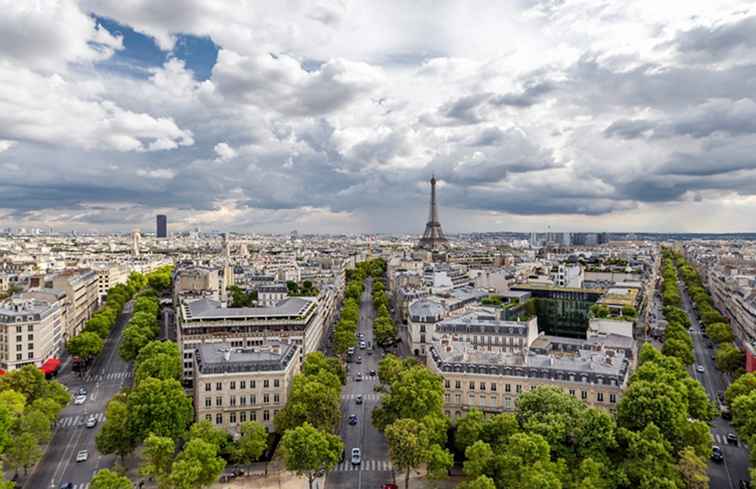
[213,142,237,161]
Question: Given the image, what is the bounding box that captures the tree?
[85,315,113,339]
[140,434,175,489]
[385,418,431,489]
[617,380,688,451]
[457,475,497,489]
[97,398,137,461]
[126,377,193,443]
[480,412,520,449]
[333,326,356,355]
[15,409,52,444]
[455,409,486,454]
[715,343,744,374]
[619,424,681,489]
[274,372,341,433]
[662,337,694,366]
[90,468,134,489]
[134,348,182,385]
[706,322,734,344]
[377,354,416,386]
[373,365,444,430]
[119,324,152,362]
[281,422,343,489]
[491,432,563,489]
[678,446,708,489]
[168,438,226,489]
[232,421,268,464]
[302,352,346,385]
[731,390,756,443]
[4,431,42,475]
[67,332,104,363]
[426,443,454,481]
[516,386,587,459]
[725,372,756,406]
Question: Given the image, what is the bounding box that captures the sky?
[2,0,756,234]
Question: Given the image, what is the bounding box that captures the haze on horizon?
[2,0,756,234]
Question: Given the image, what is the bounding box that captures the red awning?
[0,369,5,376]
[40,358,62,375]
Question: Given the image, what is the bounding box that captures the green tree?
[281,422,343,489]
[377,354,416,386]
[426,443,454,481]
[67,331,104,363]
[385,418,431,489]
[119,324,152,362]
[677,446,708,489]
[187,420,230,451]
[15,409,52,444]
[232,421,268,464]
[333,326,356,355]
[90,468,134,489]
[4,431,42,475]
[126,377,193,443]
[373,365,444,430]
[619,424,681,489]
[168,438,226,489]
[494,432,564,489]
[302,352,346,385]
[731,390,756,443]
[725,372,756,406]
[455,409,486,454]
[617,380,688,452]
[457,475,497,489]
[96,398,137,461]
[140,434,175,489]
[480,412,520,449]
[516,386,587,459]
[706,322,734,344]
[714,343,744,374]
[662,337,694,366]
[274,372,341,433]
[85,315,113,339]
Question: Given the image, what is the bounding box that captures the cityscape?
[2,2,756,489]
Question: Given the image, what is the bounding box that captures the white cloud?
[214,142,237,161]
[136,168,176,179]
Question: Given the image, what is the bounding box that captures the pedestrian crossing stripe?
[332,459,393,472]
[711,433,749,450]
[56,412,106,428]
[73,483,89,489]
[84,371,132,382]
[341,393,382,401]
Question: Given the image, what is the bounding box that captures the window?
[27,343,33,351]
[469,393,475,402]
[240,380,246,389]
[263,394,270,404]
[274,394,280,403]
[15,335,21,343]
[581,391,587,400]
[569,389,575,397]
[240,412,247,423]
[264,380,269,388]
[229,413,236,424]
[263,410,270,421]
[205,398,211,408]
[251,395,256,405]
[274,379,280,388]
[515,385,522,394]
[444,380,450,389]
[205,383,211,392]
[215,413,223,425]
[216,396,223,407]
[27,325,33,332]
[504,397,513,410]
[240,396,247,406]
[455,394,461,404]
[455,380,461,389]
[251,380,256,389]
[27,352,33,359]
[609,393,617,404]
[230,381,236,390]
[27,334,33,341]
[505,384,511,393]
[480,382,486,391]
[230,396,236,407]
[251,411,257,421]
[597,392,604,402]
[216,382,222,391]
[491,383,497,392]
[15,354,21,361]
[469,382,475,390]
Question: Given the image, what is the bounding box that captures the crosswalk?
[332,459,393,472]
[712,432,749,449]
[83,371,132,382]
[56,412,106,428]
[341,393,382,401]
[70,484,89,489]
[350,375,379,383]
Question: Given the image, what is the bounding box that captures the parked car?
[359,341,367,349]
[739,481,752,489]
[349,415,358,425]
[711,446,724,462]
[59,483,74,489]
[356,356,362,364]
[383,484,399,489]
[74,395,87,405]
[78,386,88,396]
[696,365,705,373]
[76,450,88,462]
[369,369,377,377]
[351,448,362,465]
[356,394,363,404]
[355,373,363,382]
[85,414,97,428]
[727,433,738,445]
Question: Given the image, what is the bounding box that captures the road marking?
[341,393,382,401]
[332,459,392,472]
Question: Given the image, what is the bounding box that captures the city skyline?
[3,1,756,235]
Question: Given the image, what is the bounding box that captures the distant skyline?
[2,1,756,233]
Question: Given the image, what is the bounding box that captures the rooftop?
[195,342,298,374]
[182,296,316,321]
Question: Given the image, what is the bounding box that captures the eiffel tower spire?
[417,175,448,250]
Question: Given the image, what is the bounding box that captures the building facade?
[50,269,99,341]
[156,214,167,238]
[0,297,64,371]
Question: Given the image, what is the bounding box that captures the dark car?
[349,415,358,425]
[60,483,74,489]
[356,394,363,404]
[711,446,724,462]
[739,481,752,489]
[78,386,88,396]
[369,370,377,377]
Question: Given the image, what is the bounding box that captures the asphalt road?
[327,278,395,489]
[678,281,751,489]
[23,301,135,489]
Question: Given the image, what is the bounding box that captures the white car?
[73,395,87,405]
[76,450,88,462]
[85,414,97,428]
[351,448,362,465]
[696,365,705,373]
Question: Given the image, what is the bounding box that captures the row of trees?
[332,259,384,355]
[454,343,714,489]
[670,251,744,377]
[372,278,398,346]
[286,280,319,297]
[659,250,696,366]
[373,354,453,489]
[725,372,756,481]
[0,366,71,485]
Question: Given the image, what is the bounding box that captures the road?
[327,278,394,489]
[678,281,751,489]
[23,301,135,489]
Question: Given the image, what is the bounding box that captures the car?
[74,395,87,405]
[359,341,366,349]
[727,433,738,445]
[59,483,74,489]
[355,373,363,381]
[351,448,362,465]
[76,450,88,462]
[349,415,358,425]
[367,349,373,355]
[78,386,88,396]
[356,394,363,404]
[85,414,97,428]
[711,445,724,462]
[356,356,362,364]
[707,343,713,349]
[696,365,705,373]
[369,369,377,377]
[739,481,752,489]
[347,347,355,355]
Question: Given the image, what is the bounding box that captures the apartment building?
[93,264,128,300]
[427,321,633,420]
[177,295,321,385]
[51,269,99,340]
[193,342,299,432]
[0,297,64,371]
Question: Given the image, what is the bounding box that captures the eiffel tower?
[417,175,448,250]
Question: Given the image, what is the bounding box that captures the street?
[23,301,135,489]
[327,278,394,489]
[678,281,751,489]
